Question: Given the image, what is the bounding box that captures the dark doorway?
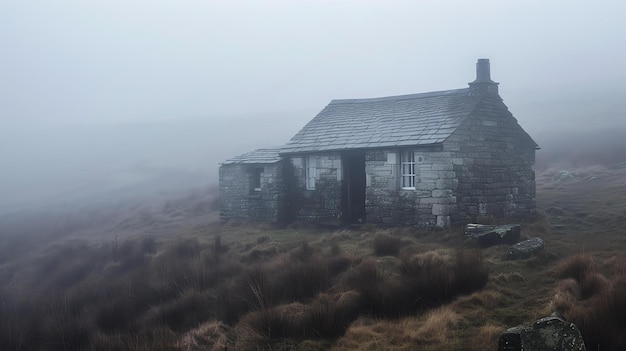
[342,153,366,224]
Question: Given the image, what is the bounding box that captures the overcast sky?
[2,1,625,127]
[1,1,625,211]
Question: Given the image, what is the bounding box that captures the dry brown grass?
[466,324,504,351]
[491,271,527,284]
[547,255,626,350]
[372,232,403,256]
[5,165,626,350]
[408,306,461,344]
[332,307,461,351]
[452,290,503,311]
[90,327,177,351]
[554,253,594,283]
[177,321,230,351]
[233,291,363,349]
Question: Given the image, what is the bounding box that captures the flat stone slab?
[498,314,586,351]
[465,223,521,247]
[508,237,544,260]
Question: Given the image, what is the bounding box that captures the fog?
[2,1,626,214]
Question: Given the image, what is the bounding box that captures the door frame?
[341,152,366,224]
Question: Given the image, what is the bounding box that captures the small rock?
[465,223,521,247]
[554,170,576,183]
[508,237,544,260]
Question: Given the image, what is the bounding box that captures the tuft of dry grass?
[491,271,527,284]
[548,255,626,350]
[554,253,594,283]
[551,278,581,309]
[401,249,489,305]
[234,290,363,349]
[146,289,216,331]
[339,249,488,319]
[297,291,361,339]
[372,233,403,256]
[407,306,461,344]
[333,307,461,351]
[177,321,230,351]
[90,327,177,351]
[234,306,295,350]
[467,324,504,351]
[579,272,609,299]
[452,290,503,311]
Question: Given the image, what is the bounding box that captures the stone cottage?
[219,59,538,227]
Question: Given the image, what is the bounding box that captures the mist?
[3,4,626,350]
[1,1,625,215]
[0,114,305,214]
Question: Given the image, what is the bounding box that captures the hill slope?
[1,165,625,350]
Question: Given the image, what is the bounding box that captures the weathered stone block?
[421,196,456,205]
[432,189,453,198]
[451,157,465,165]
[371,166,393,175]
[438,171,456,179]
[416,190,431,197]
[432,204,455,215]
[420,171,439,179]
[436,215,451,228]
[436,178,459,190]
[432,163,454,171]
[417,164,433,171]
[465,223,520,247]
[416,182,436,190]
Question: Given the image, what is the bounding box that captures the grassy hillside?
[1,166,626,350]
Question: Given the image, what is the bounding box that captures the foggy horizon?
[2,1,625,213]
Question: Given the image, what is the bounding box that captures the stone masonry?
[288,154,343,223]
[444,95,536,224]
[364,149,459,227]
[219,161,287,222]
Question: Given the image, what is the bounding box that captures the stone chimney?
[468,58,499,96]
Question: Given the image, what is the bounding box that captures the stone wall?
[286,150,459,227]
[445,96,536,224]
[365,149,458,227]
[218,162,287,222]
[288,154,343,223]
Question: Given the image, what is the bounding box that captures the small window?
[251,168,262,192]
[306,156,316,190]
[401,151,416,189]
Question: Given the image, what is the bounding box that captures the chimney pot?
[468,58,499,96]
[475,58,493,82]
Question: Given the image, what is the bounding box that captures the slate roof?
[281,88,484,154]
[222,147,283,165]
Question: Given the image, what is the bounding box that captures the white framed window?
[306,156,316,190]
[401,151,416,189]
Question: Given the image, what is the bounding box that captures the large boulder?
[464,224,521,247]
[498,313,586,351]
[508,237,544,260]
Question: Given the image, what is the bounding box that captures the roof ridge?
[330,88,469,104]
[251,146,285,152]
